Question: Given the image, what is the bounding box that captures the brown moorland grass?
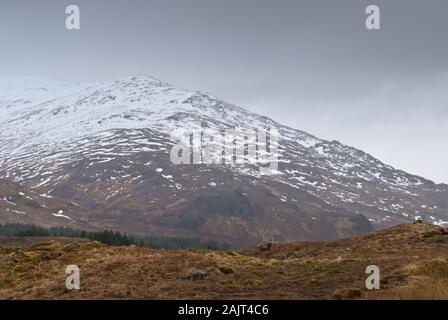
[1,223,447,300]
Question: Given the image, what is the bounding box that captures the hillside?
[0,179,94,230]
[1,223,448,300]
[1,75,448,246]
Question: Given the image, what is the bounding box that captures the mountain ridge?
[1,74,448,246]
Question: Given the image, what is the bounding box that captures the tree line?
[0,223,230,250]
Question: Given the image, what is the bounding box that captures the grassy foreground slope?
[1,223,448,300]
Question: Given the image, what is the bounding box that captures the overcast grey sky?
[1,0,447,182]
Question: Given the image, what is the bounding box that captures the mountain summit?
[1,75,447,246]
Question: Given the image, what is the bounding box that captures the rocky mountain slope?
[0,179,93,230]
[1,223,448,300]
[1,74,447,245]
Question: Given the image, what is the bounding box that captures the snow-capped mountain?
[1,74,447,246]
